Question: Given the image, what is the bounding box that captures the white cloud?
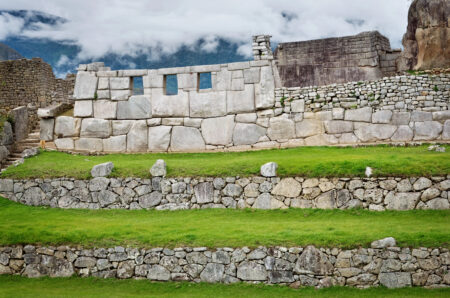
[0,0,411,60]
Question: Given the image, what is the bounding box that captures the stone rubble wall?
[1,176,448,211]
[0,244,448,288]
[274,31,401,88]
[41,66,449,153]
[0,58,75,130]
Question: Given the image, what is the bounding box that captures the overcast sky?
[0,0,411,60]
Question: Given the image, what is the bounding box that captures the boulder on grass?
[91,162,114,177]
[150,159,166,177]
[260,162,277,177]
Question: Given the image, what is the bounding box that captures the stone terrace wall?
[274,31,401,88]
[0,58,75,130]
[1,176,449,211]
[0,244,449,288]
[41,70,450,153]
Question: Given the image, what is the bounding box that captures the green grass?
[1,145,449,179]
[0,198,448,248]
[0,276,449,298]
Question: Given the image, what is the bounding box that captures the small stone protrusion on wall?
[260,162,277,177]
[150,159,167,177]
[91,162,114,177]
[252,35,273,61]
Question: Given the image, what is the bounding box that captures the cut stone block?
[54,116,81,138]
[148,126,172,152]
[268,117,295,141]
[227,84,255,114]
[391,125,413,142]
[354,124,397,142]
[243,67,260,84]
[233,123,266,145]
[178,73,197,89]
[80,118,111,138]
[372,110,392,124]
[170,127,205,152]
[151,89,189,117]
[40,118,54,141]
[98,78,109,90]
[93,100,117,119]
[213,68,232,91]
[143,70,164,88]
[344,107,372,122]
[201,115,235,145]
[117,96,151,119]
[296,119,323,138]
[112,120,134,136]
[414,121,442,141]
[291,100,305,113]
[54,138,74,150]
[255,66,275,109]
[75,138,103,152]
[103,135,126,152]
[110,77,130,89]
[189,91,226,118]
[74,100,93,118]
[74,72,98,99]
[127,120,148,152]
[111,90,131,101]
[324,121,353,134]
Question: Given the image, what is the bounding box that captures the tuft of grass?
[0,276,449,298]
[0,198,448,248]
[1,145,449,179]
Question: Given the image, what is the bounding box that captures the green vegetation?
[0,112,14,134]
[434,85,439,92]
[279,96,287,107]
[407,70,426,76]
[2,145,449,179]
[1,276,449,298]
[0,198,448,248]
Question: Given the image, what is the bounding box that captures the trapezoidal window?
[164,74,178,95]
[132,77,144,95]
[198,72,212,90]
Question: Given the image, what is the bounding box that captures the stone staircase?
[0,130,40,171]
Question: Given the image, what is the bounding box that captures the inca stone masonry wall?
[274,31,401,88]
[1,176,449,211]
[0,58,75,130]
[0,244,449,288]
[40,68,449,153]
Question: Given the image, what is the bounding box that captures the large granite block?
[201,115,235,145]
[227,84,255,114]
[80,118,111,138]
[189,91,226,118]
[151,89,189,117]
[74,72,98,99]
[170,127,205,152]
[117,96,151,119]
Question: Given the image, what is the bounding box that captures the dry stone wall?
[0,58,74,130]
[0,244,449,288]
[1,176,449,211]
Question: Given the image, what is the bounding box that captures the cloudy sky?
[0,0,411,60]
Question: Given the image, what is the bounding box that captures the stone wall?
[0,58,75,130]
[0,244,448,288]
[41,69,449,153]
[0,120,14,167]
[1,176,448,211]
[274,31,402,88]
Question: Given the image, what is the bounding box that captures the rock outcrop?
[400,0,450,70]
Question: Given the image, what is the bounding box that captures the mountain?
[0,42,22,60]
[0,10,250,77]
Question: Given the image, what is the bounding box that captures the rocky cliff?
[400,0,450,70]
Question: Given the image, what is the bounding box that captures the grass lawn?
[0,276,449,298]
[1,145,449,179]
[1,198,448,248]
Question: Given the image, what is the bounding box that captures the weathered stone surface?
[391,125,413,141]
[233,123,266,145]
[112,120,134,136]
[110,77,130,89]
[117,96,151,119]
[194,182,214,204]
[413,177,432,191]
[260,162,277,177]
[201,116,234,145]
[80,118,111,138]
[151,89,189,117]
[98,190,118,207]
[11,106,28,141]
[227,84,255,114]
[91,162,114,178]
[74,100,93,118]
[74,72,98,99]
[148,126,171,152]
[354,124,397,142]
[371,237,396,248]
[255,66,275,109]
[93,100,117,119]
[54,116,81,138]
[443,120,450,140]
[54,138,74,150]
[103,135,126,152]
[139,192,162,208]
[170,127,205,152]
[237,261,267,281]
[111,90,131,101]
[315,191,336,209]
[268,117,295,141]
[127,120,147,152]
[200,263,224,283]
[149,159,166,177]
[253,193,286,209]
[291,100,305,113]
[379,272,411,288]
[271,178,301,197]
[40,118,54,141]
[414,121,442,140]
[190,91,226,118]
[324,120,353,134]
[294,246,333,275]
[344,107,372,122]
[385,192,420,210]
[74,138,103,151]
[147,265,170,281]
[296,119,323,138]
[372,110,392,124]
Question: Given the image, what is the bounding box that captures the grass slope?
[1,145,449,179]
[1,198,448,248]
[1,276,449,298]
